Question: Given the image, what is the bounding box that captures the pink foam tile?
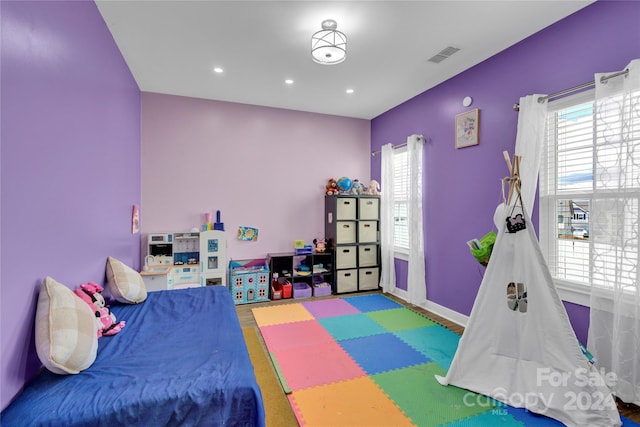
[301,298,361,319]
[260,320,334,353]
[272,338,366,391]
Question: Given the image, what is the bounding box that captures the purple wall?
[371,0,640,339]
[0,1,140,410]
[140,93,370,261]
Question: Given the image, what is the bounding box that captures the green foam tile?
[367,307,437,332]
[268,352,291,394]
[372,362,494,427]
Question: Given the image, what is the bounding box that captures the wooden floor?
[236,290,639,423]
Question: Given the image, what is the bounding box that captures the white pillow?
[35,277,98,375]
[106,256,147,304]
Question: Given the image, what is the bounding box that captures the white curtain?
[514,95,548,214]
[379,143,396,294]
[407,135,426,305]
[588,59,640,406]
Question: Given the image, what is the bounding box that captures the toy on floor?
[325,178,339,196]
[74,282,125,337]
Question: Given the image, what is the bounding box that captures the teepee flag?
[436,153,621,427]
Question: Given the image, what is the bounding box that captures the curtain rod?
[371,135,424,156]
[513,68,629,111]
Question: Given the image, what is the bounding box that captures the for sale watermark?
[462,367,618,414]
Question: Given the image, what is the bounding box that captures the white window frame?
[393,147,410,260]
[540,90,595,306]
[539,88,640,307]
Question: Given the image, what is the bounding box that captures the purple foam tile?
[301,298,362,318]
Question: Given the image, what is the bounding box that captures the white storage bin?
[336,198,357,219]
[358,245,378,267]
[336,246,357,269]
[336,269,358,293]
[359,267,379,290]
[336,221,356,244]
[359,197,379,220]
[358,221,378,243]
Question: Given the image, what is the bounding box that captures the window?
[393,148,409,252]
[539,89,639,292]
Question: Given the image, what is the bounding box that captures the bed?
[1,285,265,426]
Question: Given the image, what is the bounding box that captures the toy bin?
[293,282,312,299]
[312,282,332,297]
[228,259,270,305]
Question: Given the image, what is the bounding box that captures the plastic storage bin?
[312,283,332,297]
[293,283,312,299]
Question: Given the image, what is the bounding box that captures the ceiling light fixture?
[284,79,294,85]
[213,67,223,73]
[346,89,354,94]
[311,19,346,65]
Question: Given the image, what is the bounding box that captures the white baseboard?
[388,288,468,328]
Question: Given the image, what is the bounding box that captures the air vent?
[428,46,460,63]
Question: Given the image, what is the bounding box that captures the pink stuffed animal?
[74,282,125,337]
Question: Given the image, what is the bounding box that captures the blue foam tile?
[342,294,402,313]
[505,406,563,426]
[339,332,430,375]
[623,416,640,427]
[394,325,460,370]
[443,409,527,426]
[318,313,388,341]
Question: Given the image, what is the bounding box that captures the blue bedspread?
[1,286,265,427]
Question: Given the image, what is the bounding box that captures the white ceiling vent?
[428,46,460,64]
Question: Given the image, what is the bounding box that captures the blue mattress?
[2,286,265,427]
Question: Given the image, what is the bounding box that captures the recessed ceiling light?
[346,89,354,94]
[285,79,294,85]
[213,67,223,73]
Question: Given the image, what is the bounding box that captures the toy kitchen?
[141,231,227,292]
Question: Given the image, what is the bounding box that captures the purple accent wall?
[0,1,140,410]
[371,0,640,340]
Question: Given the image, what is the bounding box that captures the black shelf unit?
[267,251,334,298]
[325,195,380,294]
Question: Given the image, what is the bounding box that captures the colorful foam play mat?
[252,294,639,427]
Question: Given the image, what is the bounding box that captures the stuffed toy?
[350,179,363,195]
[313,238,327,253]
[365,179,381,195]
[74,282,125,338]
[325,178,339,196]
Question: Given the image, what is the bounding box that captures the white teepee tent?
[436,153,621,427]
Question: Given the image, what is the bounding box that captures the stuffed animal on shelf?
[74,282,125,338]
[365,179,381,195]
[350,179,363,195]
[325,178,339,196]
[313,238,327,253]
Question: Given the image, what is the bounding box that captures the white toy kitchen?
[141,232,227,292]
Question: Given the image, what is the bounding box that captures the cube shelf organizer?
[228,259,269,305]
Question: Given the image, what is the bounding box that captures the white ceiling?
[95,1,594,120]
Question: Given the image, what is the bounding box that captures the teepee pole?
[502,151,522,206]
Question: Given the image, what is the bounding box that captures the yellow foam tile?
[252,303,314,327]
[289,376,416,427]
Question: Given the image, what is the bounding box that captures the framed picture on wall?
[455,109,479,149]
